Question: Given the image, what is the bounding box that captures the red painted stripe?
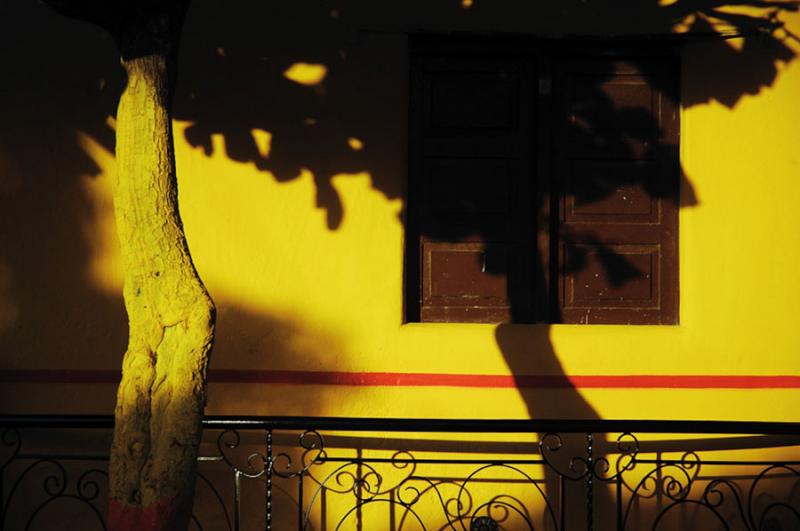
[210,371,800,389]
[1,370,800,389]
[0,369,121,384]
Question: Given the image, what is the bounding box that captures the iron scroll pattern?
[0,425,227,530]
[0,425,109,530]
[211,426,558,530]
[586,432,800,531]
[3,418,800,530]
[301,449,557,531]
[615,448,800,530]
[208,424,800,530]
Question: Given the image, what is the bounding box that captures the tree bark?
[106,13,215,531]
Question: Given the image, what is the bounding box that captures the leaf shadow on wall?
[176,0,789,516]
[165,1,797,527]
[0,0,341,423]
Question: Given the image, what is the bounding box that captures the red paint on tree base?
[108,495,193,531]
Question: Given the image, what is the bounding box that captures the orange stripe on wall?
[1,370,800,388]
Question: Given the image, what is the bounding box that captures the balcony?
[2,416,800,530]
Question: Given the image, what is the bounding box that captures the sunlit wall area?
[1,0,799,425]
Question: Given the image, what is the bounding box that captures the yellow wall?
[1,0,799,424]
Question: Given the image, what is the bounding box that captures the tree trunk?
[106,14,215,531]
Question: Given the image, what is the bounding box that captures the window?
[406,40,679,324]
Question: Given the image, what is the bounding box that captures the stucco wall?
[1,0,799,423]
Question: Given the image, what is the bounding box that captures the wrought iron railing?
[2,415,800,530]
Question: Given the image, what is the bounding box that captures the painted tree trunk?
[106,34,215,531]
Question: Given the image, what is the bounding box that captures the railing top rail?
[0,414,114,429]
[2,414,800,435]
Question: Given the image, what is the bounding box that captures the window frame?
[405,37,681,325]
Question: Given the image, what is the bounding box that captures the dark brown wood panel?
[426,244,509,299]
[428,71,518,131]
[423,159,514,215]
[411,53,537,323]
[554,56,679,325]
[564,161,660,223]
[564,243,659,307]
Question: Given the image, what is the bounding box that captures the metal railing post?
[266,428,273,531]
[586,432,594,531]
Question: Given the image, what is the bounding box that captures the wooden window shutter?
[552,56,679,324]
[409,56,537,323]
